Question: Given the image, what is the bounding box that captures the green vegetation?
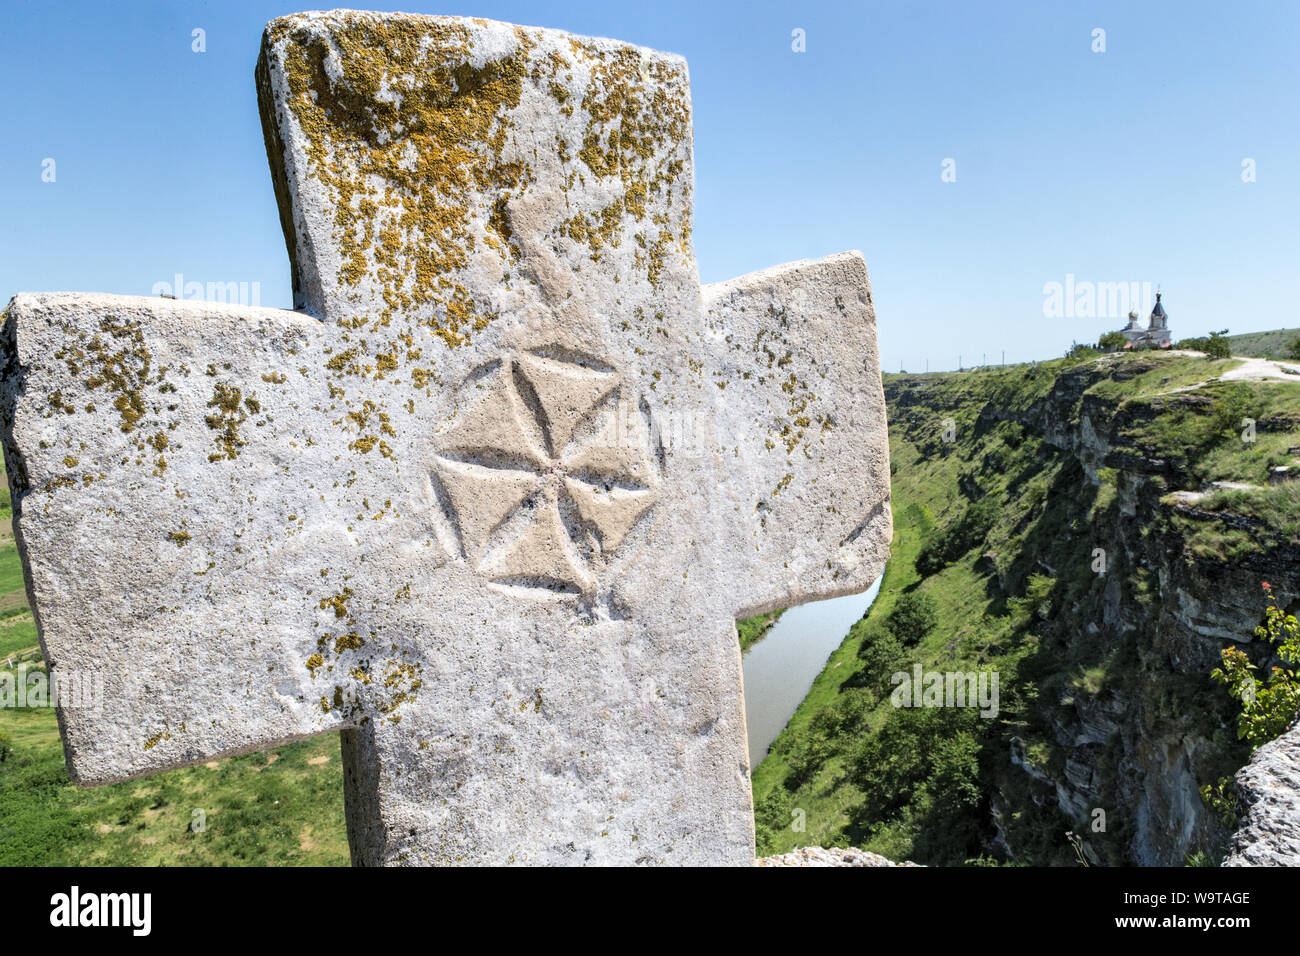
[1225,327,1300,359]
[753,351,1296,865]
[1176,329,1232,358]
[0,704,347,865]
[737,609,785,653]
[915,496,999,575]
[1211,583,1300,749]
[1197,579,1299,840]
[883,591,939,646]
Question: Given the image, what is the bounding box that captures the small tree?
[857,628,910,694]
[1098,331,1127,352]
[1286,337,1300,362]
[1204,330,1232,359]
[885,591,940,646]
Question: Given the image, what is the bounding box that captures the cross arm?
[0,293,380,785]
[701,251,892,619]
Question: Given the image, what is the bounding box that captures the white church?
[1118,292,1172,348]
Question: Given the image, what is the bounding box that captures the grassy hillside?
[752,351,1300,865]
[1226,327,1300,358]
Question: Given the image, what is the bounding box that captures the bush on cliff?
[885,591,940,646]
[915,496,1000,574]
[1211,582,1300,749]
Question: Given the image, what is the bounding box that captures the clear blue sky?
[3,0,1297,370]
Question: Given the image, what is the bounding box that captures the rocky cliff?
[889,355,1300,865]
[753,351,1300,865]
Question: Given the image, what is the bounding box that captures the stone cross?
[1,11,890,865]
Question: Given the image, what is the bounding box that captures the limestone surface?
[757,847,919,867]
[1,10,890,865]
[1223,723,1300,866]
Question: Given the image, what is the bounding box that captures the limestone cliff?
[753,351,1300,865]
[885,356,1300,865]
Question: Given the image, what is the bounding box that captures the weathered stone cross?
[1,11,889,865]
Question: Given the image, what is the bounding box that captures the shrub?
[0,727,10,763]
[856,628,910,695]
[1098,332,1127,352]
[847,706,984,861]
[753,788,793,855]
[1208,383,1261,444]
[885,591,940,646]
[1177,330,1232,359]
[1211,582,1300,749]
[915,497,1000,575]
[810,688,875,740]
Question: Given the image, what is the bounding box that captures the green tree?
[885,591,940,646]
[1287,337,1300,362]
[848,706,984,862]
[856,628,910,695]
[1204,330,1232,359]
[1098,331,1127,352]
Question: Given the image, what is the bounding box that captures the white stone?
[0,11,890,865]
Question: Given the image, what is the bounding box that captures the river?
[741,577,882,767]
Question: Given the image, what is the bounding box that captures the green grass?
[0,613,38,659]
[0,704,348,865]
[752,350,1291,865]
[737,609,785,653]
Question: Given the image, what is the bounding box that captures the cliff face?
[882,355,1300,865]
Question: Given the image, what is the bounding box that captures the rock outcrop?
[1224,724,1300,866]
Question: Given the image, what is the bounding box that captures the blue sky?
[3,0,1297,370]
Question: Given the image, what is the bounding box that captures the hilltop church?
[1118,293,1172,348]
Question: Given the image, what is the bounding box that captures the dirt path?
[1148,351,1300,396]
[1219,355,1300,383]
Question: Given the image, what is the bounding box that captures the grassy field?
[0,707,347,866]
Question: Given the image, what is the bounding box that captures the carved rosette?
[433,350,657,595]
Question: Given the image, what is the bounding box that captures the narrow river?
[741,577,882,768]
